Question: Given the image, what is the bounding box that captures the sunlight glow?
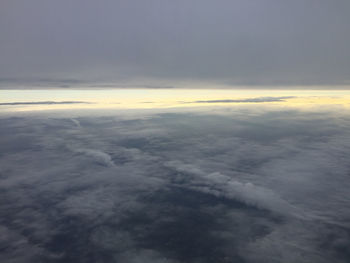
[1,89,350,113]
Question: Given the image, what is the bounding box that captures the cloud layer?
[1,107,350,262]
[1,0,350,87]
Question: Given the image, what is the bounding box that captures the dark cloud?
[191,96,295,103]
[1,107,350,262]
[0,0,350,88]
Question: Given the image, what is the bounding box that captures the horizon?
[1,1,350,263]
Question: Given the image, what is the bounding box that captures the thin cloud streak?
[189,96,295,103]
[0,101,90,105]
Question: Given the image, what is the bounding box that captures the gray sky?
[1,0,350,88]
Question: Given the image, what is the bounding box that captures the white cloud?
[75,148,115,167]
[165,161,300,217]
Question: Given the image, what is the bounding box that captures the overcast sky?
[1,0,350,88]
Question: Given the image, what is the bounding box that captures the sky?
[1,0,350,89]
[2,2,350,262]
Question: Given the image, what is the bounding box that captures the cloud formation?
[165,161,301,217]
[1,107,350,262]
[191,96,295,103]
[74,148,115,167]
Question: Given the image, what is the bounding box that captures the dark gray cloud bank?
[1,106,350,262]
[191,96,294,103]
[1,0,350,88]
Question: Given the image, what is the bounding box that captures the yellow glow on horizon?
[1,89,350,112]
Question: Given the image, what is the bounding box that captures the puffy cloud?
[164,161,300,217]
[74,148,115,167]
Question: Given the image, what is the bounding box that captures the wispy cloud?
[74,148,115,167]
[0,101,90,105]
[191,96,295,104]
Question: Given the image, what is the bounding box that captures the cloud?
[0,101,90,105]
[74,148,115,167]
[70,118,81,127]
[164,161,300,217]
[1,108,350,262]
[1,1,350,87]
[191,96,295,103]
